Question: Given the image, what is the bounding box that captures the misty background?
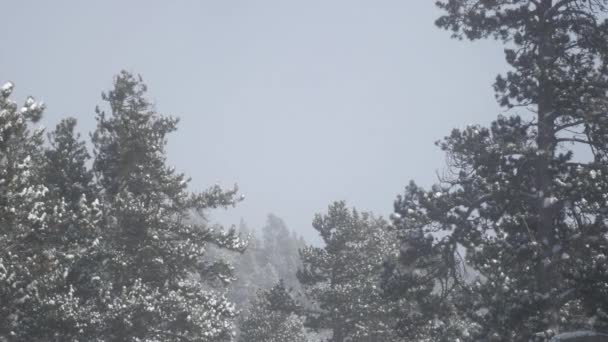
[1,0,506,243]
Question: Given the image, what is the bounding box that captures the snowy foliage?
[0,73,245,341]
[385,1,608,341]
[227,217,306,309]
[298,202,401,342]
[238,281,307,342]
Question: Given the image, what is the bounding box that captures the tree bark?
[536,0,559,330]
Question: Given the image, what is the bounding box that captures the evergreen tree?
[42,117,101,246]
[39,117,103,341]
[0,80,48,340]
[228,215,306,316]
[238,281,308,342]
[298,202,400,342]
[386,1,608,340]
[260,214,302,288]
[43,117,95,206]
[0,82,102,341]
[228,220,261,306]
[58,71,247,341]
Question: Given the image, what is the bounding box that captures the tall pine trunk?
[536,0,559,330]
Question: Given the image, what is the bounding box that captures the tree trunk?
[536,0,559,331]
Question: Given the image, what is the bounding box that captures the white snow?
[543,196,558,208]
[25,96,35,106]
[590,170,597,179]
[1,81,13,94]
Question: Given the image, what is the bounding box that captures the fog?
[1,0,506,243]
[4,1,608,341]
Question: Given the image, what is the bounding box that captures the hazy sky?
[1,0,508,243]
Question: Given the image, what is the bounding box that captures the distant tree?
[260,214,303,287]
[386,1,608,340]
[229,215,306,310]
[238,281,308,342]
[227,220,261,306]
[298,202,400,342]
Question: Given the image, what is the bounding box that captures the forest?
[2,0,608,341]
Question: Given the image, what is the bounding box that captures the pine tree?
[228,220,261,306]
[228,215,307,323]
[39,117,103,341]
[44,117,95,206]
[42,117,101,246]
[0,80,49,340]
[260,214,302,288]
[298,202,400,342]
[386,1,608,340]
[58,71,247,341]
[238,281,307,342]
[0,82,101,341]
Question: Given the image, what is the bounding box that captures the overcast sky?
[1,0,508,243]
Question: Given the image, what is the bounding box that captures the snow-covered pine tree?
[382,182,474,341]
[238,281,307,342]
[60,71,247,341]
[0,80,49,340]
[0,82,102,341]
[41,117,102,260]
[386,1,608,340]
[298,201,400,342]
[39,117,103,341]
[44,118,95,204]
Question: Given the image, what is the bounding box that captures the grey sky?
[1,0,508,243]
